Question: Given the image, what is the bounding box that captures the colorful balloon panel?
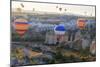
[15,22,29,30]
[14,18,29,37]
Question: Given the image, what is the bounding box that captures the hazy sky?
[12,1,95,17]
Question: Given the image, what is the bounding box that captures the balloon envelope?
[54,25,66,35]
[14,18,29,37]
[77,19,86,29]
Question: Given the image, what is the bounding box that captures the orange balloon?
[14,18,29,37]
[77,18,86,29]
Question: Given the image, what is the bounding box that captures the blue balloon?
[55,25,66,31]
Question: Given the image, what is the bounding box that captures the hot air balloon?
[54,25,66,43]
[56,6,58,8]
[64,9,67,11]
[77,18,86,29]
[59,7,62,11]
[14,18,29,37]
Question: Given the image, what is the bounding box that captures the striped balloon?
[77,18,86,29]
[14,18,29,37]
